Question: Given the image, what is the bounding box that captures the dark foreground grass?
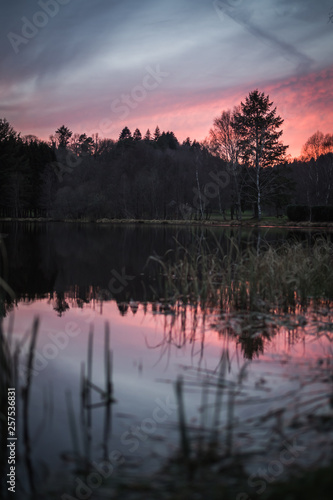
[113,465,333,500]
[105,464,333,500]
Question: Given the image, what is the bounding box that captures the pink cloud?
[5,66,333,159]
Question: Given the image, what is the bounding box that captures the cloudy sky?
[1,0,332,157]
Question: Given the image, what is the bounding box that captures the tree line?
[1,90,333,220]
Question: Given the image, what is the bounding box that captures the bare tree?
[301,131,333,160]
[209,107,243,219]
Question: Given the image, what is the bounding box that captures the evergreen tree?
[0,118,17,142]
[0,119,21,216]
[55,125,72,149]
[133,128,142,141]
[233,90,288,220]
[119,127,132,141]
[154,126,161,141]
[156,131,179,150]
[23,138,56,216]
[144,129,151,141]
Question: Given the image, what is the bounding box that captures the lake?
[0,222,332,498]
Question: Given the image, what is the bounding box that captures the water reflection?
[0,223,333,497]
[1,222,333,364]
[1,222,331,315]
[2,298,332,487]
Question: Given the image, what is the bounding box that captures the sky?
[1,0,333,158]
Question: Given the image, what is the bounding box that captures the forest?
[1,90,333,221]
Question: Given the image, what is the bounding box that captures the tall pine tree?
[233,90,288,219]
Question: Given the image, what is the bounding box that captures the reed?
[209,349,228,456]
[103,321,113,461]
[152,234,333,312]
[21,317,39,494]
[65,390,81,459]
[0,321,13,395]
[175,376,191,476]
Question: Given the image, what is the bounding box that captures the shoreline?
[1,217,333,230]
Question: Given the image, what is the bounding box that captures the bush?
[286,205,310,221]
[311,206,333,222]
[287,205,333,222]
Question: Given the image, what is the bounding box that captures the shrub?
[311,206,333,222]
[286,205,310,222]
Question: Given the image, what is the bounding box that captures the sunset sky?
[1,0,333,158]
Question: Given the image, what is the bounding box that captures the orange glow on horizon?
[9,66,333,161]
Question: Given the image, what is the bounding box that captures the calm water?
[0,223,332,494]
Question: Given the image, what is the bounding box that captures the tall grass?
[0,317,39,497]
[68,321,115,472]
[151,234,333,312]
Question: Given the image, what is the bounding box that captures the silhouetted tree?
[78,134,94,156]
[133,128,142,141]
[0,119,30,217]
[156,131,179,150]
[0,118,17,142]
[154,126,161,141]
[23,135,40,144]
[144,129,151,141]
[24,138,56,216]
[2,117,328,222]
[290,152,333,207]
[55,125,72,149]
[301,131,333,160]
[209,108,244,219]
[233,90,288,219]
[119,127,132,140]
